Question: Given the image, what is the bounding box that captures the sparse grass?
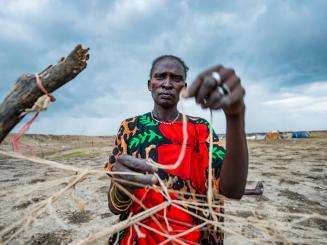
[0,155,9,160]
[47,150,106,161]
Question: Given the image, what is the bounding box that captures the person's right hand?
[111,155,158,193]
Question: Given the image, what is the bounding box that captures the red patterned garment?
[105,112,226,244]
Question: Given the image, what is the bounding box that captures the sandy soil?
[0,132,326,244]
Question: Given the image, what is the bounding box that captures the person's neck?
[152,104,179,122]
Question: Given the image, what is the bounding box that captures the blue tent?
[292,131,310,138]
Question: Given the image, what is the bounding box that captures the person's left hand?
[186,65,245,117]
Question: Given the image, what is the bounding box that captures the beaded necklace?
[150,111,180,125]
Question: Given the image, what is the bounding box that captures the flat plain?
[0,132,326,244]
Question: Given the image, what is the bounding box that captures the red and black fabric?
[105,112,226,244]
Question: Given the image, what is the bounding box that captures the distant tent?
[280,132,292,139]
[265,132,280,140]
[292,131,310,138]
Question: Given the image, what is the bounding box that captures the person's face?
[148,58,186,108]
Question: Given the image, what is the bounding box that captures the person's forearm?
[219,109,248,199]
[244,181,264,195]
[244,189,262,195]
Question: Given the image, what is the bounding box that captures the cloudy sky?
[0,0,326,135]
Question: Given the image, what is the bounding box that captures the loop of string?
[12,73,56,153]
[145,88,189,170]
[145,87,216,221]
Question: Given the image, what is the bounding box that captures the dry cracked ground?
[0,132,326,244]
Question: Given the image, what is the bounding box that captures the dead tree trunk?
[0,44,90,143]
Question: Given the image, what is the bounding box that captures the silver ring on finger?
[221,83,231,95]
[212,71,231,96]
[217,83,231,96]
[211,71,221,84]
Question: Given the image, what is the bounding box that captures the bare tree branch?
[0,44,90,143]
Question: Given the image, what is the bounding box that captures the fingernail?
[151,175,158,184]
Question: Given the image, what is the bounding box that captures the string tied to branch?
[35,73,56,102]
[12,73,56,153]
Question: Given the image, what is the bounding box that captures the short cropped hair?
[149,55,189,79]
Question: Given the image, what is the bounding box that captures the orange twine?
[12,73,55,153]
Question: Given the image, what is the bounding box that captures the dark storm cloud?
[0,0,326,134]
